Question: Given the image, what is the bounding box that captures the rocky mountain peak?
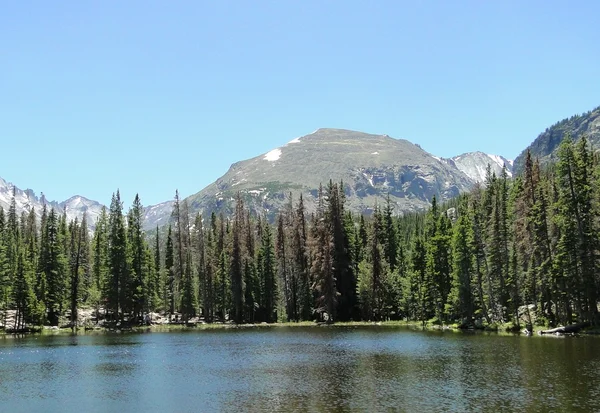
[185,128,477,221]
[451,152,513,184]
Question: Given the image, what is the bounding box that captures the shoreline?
[2,319,599,337]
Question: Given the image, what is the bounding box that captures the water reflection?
[0,328,599,412]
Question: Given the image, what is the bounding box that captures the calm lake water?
[0,326,599,412]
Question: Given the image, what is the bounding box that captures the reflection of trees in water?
[2,329,600,412]
[223,339,357,412]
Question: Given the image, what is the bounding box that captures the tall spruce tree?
[258,219,277,322]
[42,208,67,326]
[449,197,474,324]
[127,194,146,319]
[165,225,175,320]
[107,191,128,323]
[327,181,355,321]
[230,193,245,323]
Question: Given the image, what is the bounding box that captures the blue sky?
[2,1,599,207]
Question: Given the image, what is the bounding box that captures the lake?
[0,326,599,412]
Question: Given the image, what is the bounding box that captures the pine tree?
[230,193,245,323]
[78,214,91,304]
[171,191,184,316]
[41,208,67,326]
[127,194,147,320]
[179,200,197,322]
[216,215,229,321]
[193,214,209,321]
[165,225,175,320]
[370,208,384,320]
[449,197,474,324]
[68,217,87,329]
[409,236,431,326]
[258,220,277,323]
[327,181,355,321]
[154,226,162,313]
[107,191,128,323]
[425,196,452,323]
[243,210,259,323]
[276,212,290,321]
[383,195,398,272]
[470,188,491,323]
[311,185,337,322]
[203,213,218,322]
[90,207,108,323]
[13,245,40,329]
[0,208,11,326]
[293,194,311,321]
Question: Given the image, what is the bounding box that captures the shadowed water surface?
[0,326,599,412]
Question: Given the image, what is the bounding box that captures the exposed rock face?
[451,151,513,183]
[142,200,175,231]
[183,128,476,220]
[59,195,104,229]
[513,106,600,174]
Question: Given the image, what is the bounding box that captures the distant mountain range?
[1,127,515,229]
[8,105,598,229]
[0,176,172,231]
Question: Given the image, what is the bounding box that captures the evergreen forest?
[0,137,599,331]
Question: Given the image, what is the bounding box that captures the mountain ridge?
[513,106,600,173]
[182,128,510,221]
[0,177,171,231]
[1,128,517,228]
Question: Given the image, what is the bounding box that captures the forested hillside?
[0,136,598,331]
[513,106,600,173]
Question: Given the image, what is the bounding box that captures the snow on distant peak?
[431,155,442,162]
[486,154,512,177]
[452,152,513,183]
[264,148,282,162]
[487,154,507,168]
[287,137,301,144]
[371,151,379,155]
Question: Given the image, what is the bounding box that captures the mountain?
[451,151,513,183]
[1,128,514,227]
[143,201,175,230]
[59,195,105,229]
[0,177,104,230]
[0,177,171,232]
[183,128,483,220]
[513,106,600,173]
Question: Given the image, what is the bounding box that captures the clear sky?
[2,1,599,207]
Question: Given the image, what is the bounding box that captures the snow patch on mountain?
[362,172,374,187]
[264,148,282,161]
[487,154,510,170]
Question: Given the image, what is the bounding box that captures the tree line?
[0,136,598,330]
